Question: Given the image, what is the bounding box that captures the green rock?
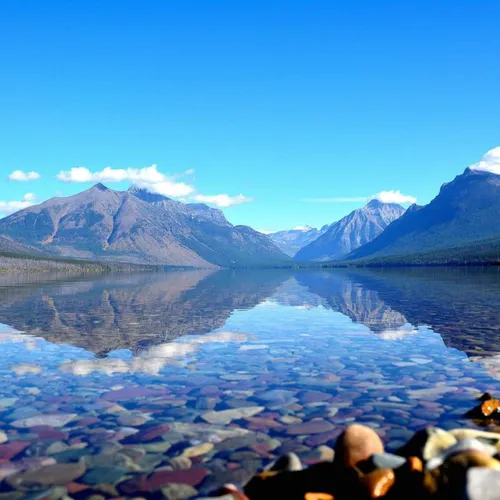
[161,483,198,499]
[82,466,127,485]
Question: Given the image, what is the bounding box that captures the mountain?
[0,184,289,267]
[295,200,406,261]
[268,225,329,257]
[347,168,500,262]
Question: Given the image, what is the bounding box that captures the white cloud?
[8,170,41,181]
[194,193,252,208]
[56,164,251,207]
[369,190,417,204]
[0,193,37,216]
[56,165,195,198]
[293,225,313,231]
[303,191,416,204]
[468,147,500,175]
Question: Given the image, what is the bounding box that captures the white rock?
[201,406,264,425]
[465,467,500,500]
[0,431,8,444]
[11,413,77,429]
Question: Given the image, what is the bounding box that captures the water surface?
[1,268,500,496]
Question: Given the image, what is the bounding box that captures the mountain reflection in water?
[1,267,500,361]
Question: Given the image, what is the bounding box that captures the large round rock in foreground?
[334,424,384,468]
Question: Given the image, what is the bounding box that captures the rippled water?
[1,267,500,496]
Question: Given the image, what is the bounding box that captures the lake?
[1,267,500,497]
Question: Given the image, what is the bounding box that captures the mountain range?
[2,165,500,268]
[268,225,329,257]
[295,200,406,261]
[0,184,289,267]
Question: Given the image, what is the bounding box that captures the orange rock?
[361,469,395,498]
[408,456,423,472]
[334,424,384,468]
[481,398,500,417]
[304,493,334,500]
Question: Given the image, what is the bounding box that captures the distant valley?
[268,225,329,257]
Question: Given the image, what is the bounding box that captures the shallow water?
[1,267,500,496]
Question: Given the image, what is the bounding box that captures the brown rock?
[334,424,384,468]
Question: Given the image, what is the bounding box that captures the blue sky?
[1,1,499,232]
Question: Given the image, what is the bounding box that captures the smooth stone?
[119,467,209,494]
[450,429,500,450]
[117,413,148,427]
[23,486,68,499]
[83,452,139,471]
[11,414,77,429]
[142,441,172,453]
[316,445,335,461]
[269,453,302,472]
[123,424,171,443]
[0,431,7,444]
[257,389,296,400]
[46,442,70,455]
[334,424,384,468]
[170,422,249,439]
[118,447,146,462]
[357,453,407,473]
[279,416,301,424]
[6,407,39,421]
[0,398,18,408]
[168,456,193,470]
[182,443,214,458]
[396,427,457,461]
[201,407,264,425]
[0,463,23,481]
[7,462,86,488]
[304,429,343,447]
[465,467,500,500]
[228,451,261,463]
[81,466,127,485]
[51,448,89,462]
[426,438,499,471]
[161,483,198,499]
[0,441,29,460]
[299,391,332,404]
[286,420,334,436]
[200,467,257,494]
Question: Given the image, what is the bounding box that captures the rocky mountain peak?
[128,186,170,203]
[295,201,405,262]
